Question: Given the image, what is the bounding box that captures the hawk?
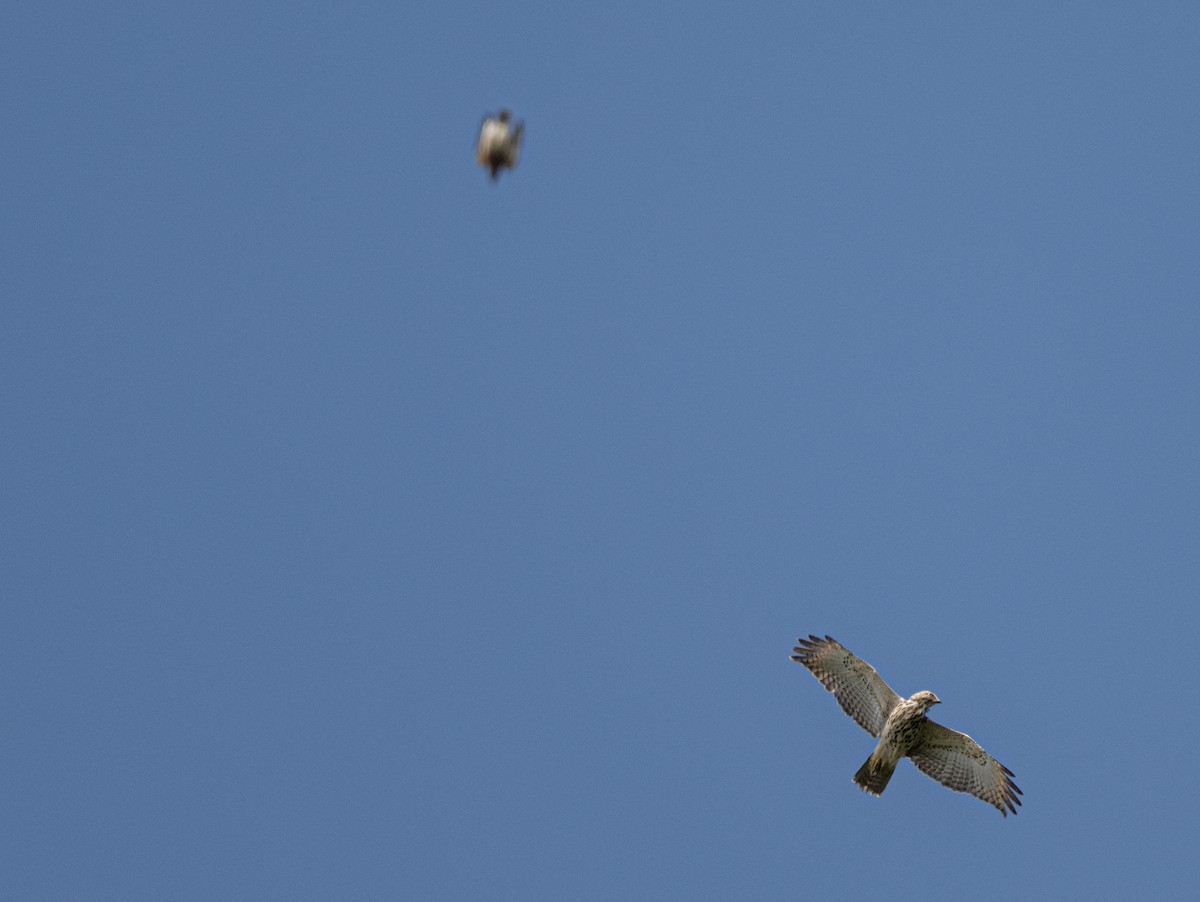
[791,635,1022,816]
[476,109,524,180]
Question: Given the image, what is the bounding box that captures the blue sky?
[4,2,1199,899]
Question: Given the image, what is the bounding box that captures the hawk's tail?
[853,754,897,796]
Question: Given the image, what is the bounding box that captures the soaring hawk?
[476,109,524,180]
[791,635,1022,816]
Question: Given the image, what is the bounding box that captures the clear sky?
[4,2,1199,899]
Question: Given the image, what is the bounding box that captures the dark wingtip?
[795,634,837,647]
[1001,769,1023,816]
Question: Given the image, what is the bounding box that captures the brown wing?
[790,635,902,737]
[908,719,1023,816]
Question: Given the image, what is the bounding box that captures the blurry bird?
[476,109,524,180]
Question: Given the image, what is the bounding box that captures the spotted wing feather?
[790,635,902,737]
[908,719,1023,816]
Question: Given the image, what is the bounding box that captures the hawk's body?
[791,635,1022,816]
[854,689,942,795]
[476,110,523,180]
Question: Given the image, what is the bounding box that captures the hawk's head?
[911,690,941,712]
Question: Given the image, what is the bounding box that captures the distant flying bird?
[791,635,1022,816]
[476,109,524,180]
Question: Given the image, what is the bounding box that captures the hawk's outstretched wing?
[909,719,1023,816]
[791,635,902,737]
